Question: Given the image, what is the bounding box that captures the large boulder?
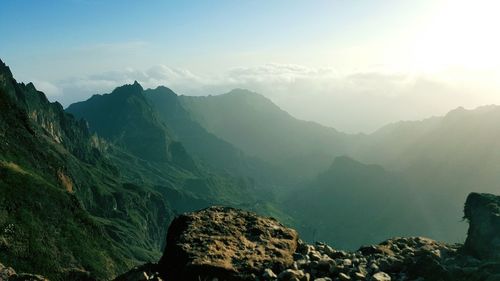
[463,193,500,260]
[158,206,299,281]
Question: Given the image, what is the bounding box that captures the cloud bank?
[37,63,500,133]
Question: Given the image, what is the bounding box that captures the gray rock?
[263,268,278,279]
[278,269,305,281]
[313,278,332,281]
[343,259,353,267]
[338,272,351,280]
[371,272,391,281]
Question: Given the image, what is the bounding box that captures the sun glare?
[411,0,500,73]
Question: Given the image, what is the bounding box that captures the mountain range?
[1,57,499,279]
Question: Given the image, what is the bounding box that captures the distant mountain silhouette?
[144,86,281,185]
[179,89,358,181]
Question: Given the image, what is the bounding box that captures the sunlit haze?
[2,0,499,132]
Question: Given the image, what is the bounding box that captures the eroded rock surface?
[158,206,299,281]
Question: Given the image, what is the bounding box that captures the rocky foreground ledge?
[1,193,498,280]
[116,192,500,281]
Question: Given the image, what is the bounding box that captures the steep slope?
[179,89,357,181]
[0,59,174,280]
[66,82,175,163]
[144,86,283,185]
[66,83,263,213]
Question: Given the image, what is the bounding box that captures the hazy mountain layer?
[144,86,282,185]
[286,156,469,249]
[179,89,358,181]
[177,89,500,247]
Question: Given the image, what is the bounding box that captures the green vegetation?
[0,60,173,279]
[0,162,127,280]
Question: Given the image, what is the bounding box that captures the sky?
[1,0,500,133]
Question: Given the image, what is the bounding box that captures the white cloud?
[32,80,63,97]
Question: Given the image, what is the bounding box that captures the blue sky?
[1,0,437,74]
[2,0,499,132]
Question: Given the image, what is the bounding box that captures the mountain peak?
[133,80,141,87]
[150,85,177,97]
[111,81,144,96]
[445,104,500,120]
[0,58,13,79]
[132,80,143,89]
[226,88,262,97]
[222,88,276,106]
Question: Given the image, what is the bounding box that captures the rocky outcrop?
[464,193,500,260]
[158,206,299,281]
[117,193,500,281]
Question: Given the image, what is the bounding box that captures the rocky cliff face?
[66,82,175,163]
[117,193,500,281]
[0,59,101,164]
[464,193,500,260]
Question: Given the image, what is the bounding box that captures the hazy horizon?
[2,1,500,279]
[2,0,500,133]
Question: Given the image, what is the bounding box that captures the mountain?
[66,82,263,209]
[354,105,500,176]
[66,81,176,163]
[0,59,281,280]
[4,55,500,280]
[179,89,357,181]
[151,87,499,248]
[0,59,174,280]
[143,86,280,185]
[349,105,500,242]
[285,104,500,248]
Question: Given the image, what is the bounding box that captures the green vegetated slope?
[66,82,292,231]
[0,59,175,280]
[66,82,259,210]
[0,60,270,280]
